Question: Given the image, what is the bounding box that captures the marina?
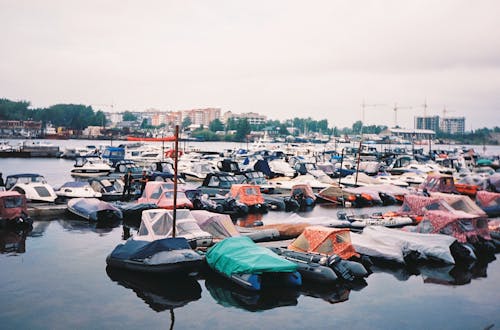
[1,139,499,329]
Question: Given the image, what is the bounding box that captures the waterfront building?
[182,108,221,127]
[440,117,465,134]
[414,115,440,132]
[223,111,267,125]
[380,127,436,142]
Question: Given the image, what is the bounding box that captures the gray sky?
[1,0,499,129]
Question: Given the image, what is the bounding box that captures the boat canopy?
[205,236,297,277]
[138,209,202,241]
[476,190,500,208]
[429,192,487,217]
[404,209,490,243]
[291,184,316,201]
[0,191,27,220]
[229,184,264,205]
[288,225,359,259]
[191,210,241,239]
[420,173,459,194]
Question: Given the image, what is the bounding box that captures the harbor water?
[0,140,499,329]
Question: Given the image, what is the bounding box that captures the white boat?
[268,159,296,177]
[70,157,112,177]
[182,162,216,181]
[268,174,331,191]
[55,181,102,199]
[5,173,57,203]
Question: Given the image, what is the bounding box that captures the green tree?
[122,111,137,121]
[209,118,224,132]
[352,120,363,134]
[182,117,192,129]
[234,118,251,142]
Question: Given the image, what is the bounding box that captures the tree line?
[0,98,106,131]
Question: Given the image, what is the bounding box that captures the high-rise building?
[414,116,440,132]
[440,117,465,134]
[223,111,267,125]
[182,108,221,127]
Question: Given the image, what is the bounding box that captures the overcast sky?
[1,0,499,129]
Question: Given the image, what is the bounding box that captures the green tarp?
[205,236,297,276]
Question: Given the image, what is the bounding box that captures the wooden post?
[172,125,179,238]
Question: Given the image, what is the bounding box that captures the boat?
[138,181,193,209]
[289,184,316,208]
[67,197,123,222]
[268,246,339,283]
[339,211,414,229]
[350,226,472,265]
[5,173,57,203]
[70,157,112,177]
[475,190,500,217]
[228,184,268,213]
[139,209,212,248]
[0,191,32,229]
[181,162,215,181]
[205,236,301,291]
[88,176,127,201]
[55,181,102,200]
[106,236,203,275]
[127,135,176,142]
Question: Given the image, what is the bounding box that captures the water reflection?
[299,282,351,304]
[0,228,28,254]
[57,218,121,235]
[371,257,496,286]
[106,267,202,311]
[204,273,299,312]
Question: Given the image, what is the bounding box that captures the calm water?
[0,140,499,329]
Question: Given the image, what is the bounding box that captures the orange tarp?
[288,225,359,259]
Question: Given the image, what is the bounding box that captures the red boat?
[0,191,32,229]
[127,136,176,142]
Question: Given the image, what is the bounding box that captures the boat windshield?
[3,196,23,208]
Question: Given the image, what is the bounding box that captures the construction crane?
[442,106,455,118]
[393,103,412,127]
[422,99,428,118]
[361,101,386,125]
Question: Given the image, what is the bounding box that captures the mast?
[172,125,179,237]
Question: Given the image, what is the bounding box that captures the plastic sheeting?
[351,226,457,264]
[191,210,241,239]
[206,236,297,276]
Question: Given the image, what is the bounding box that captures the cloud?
[1,0,499,128]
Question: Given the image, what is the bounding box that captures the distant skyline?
[1,1,499,130]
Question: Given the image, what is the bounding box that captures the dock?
[27,203,68,218]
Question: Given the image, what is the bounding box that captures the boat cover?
[229,184,264,206]
[0,191,27,220]
[343,186,382,203]
[429,192,487,217]
[67,197,122,221]
[351,226,457,264]
[288,225,359,259]
[205,236,297,276]
[398,195,443,216]
[111,237,202,265]
[138,209,208,241]
[419,173,459,194]
[476,190,500,208]
[191,210,241,239]
[404,210,490,243]
[291,184,316,201]
[317,185,353,201]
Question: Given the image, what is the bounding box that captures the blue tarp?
[110,237,191,260]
